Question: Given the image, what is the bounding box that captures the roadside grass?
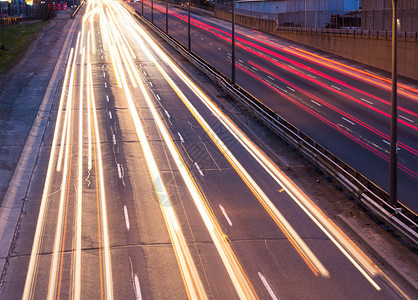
[0,21,50,74]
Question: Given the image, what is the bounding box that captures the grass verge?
[0,21,50,74]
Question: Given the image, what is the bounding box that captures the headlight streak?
[112,6,260,298]
[73,45,85,300]
[103,5,209,299]
[127,8,387,290]
[56,32,81,172]
[22,47,74,300]
[89,56,114,300]
[47,37,78,300]
[133,20,328,279]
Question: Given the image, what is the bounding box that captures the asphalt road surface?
[0,0,414,299]
[134,1,418,213]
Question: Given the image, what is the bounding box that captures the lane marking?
[194,162,204,177]
[209,42,213,45]
[106,95,110,102]
[164,109,171,119]
[238,59,244,63]
[109,111,112,119]
[104,82,107,88]
[342,117,355,125]
[308,74,316,79]
[331,84,342,90]
[134,275,142,300]
[103,71,106,78]
[287,86,296,92]
[124,205,130,230]
[267,75,275,81]
[227,53,231,56]
[143,71,147,76]
[278,188,285,193]
[149,81,153,87]
[177,132,184,143]
[117,163,122,179]
[360,98,373,105]
[201,37,204,40]
[399,114,414,123]
[219,205,232,226]
[156,94,161,101]
[258,272,278,300]
[311,100,321,106]
[218,47,222,51]
[252,67,258,71]
[112,134,116,145]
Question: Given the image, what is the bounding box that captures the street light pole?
[187,0,190,51]
[231,0,235,85]
[389,0,398,207]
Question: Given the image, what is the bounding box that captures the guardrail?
[125,4,418,249]
[71,0,85,19]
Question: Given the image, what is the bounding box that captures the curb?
[337,214,418,297]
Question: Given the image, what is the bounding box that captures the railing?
[123,2,418,249]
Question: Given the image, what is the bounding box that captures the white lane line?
[164,109,171,119]
[331,84,342,90]
[104,82,107,88]
[252,67,258,71]
[106,95,110,102]
[219,205,232,226]
[308,74,316,79]
[238,59,244,63]
[361,98,373,105]
[112,134,117,145]
[258,272,278,300]
[134,275,142,300]
[287,86,296,92]
[311,100,322,106]
[201,37,204,40]
[209,42,213,45]
[101,55,104,59]
[177,132,184,143]
[124,205,130,230]
[399,114,414,122]
[103,71,106,78]
[149,81,153,87]
[109,111,112,119]
[218,47,222,51]
[227,53,231,56]
[156,94,161,101]
[267,75,275,80]
[117,163,122,179]
[194,162,204,177]
[383,140,390,145]
[143,71,147,76]
[342,117,355,125]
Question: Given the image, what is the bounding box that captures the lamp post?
[187,0,190,51]
[231,0,235,85]
[389,0,398,207]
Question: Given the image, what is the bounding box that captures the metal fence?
[215,2,417,31]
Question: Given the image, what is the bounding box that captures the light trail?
[129,13,329,279]
[73,45,85,300]
[22,47,75,300]
[102,5,208,298]
[47,32,80,300]
[128,7,389,290]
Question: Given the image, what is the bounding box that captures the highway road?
[0,0,413,299]
[135,1,418,213]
